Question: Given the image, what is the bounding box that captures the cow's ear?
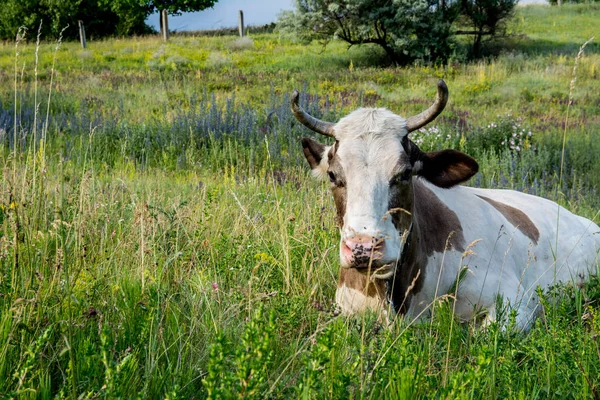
[416,150,479,188]
[302,138,331,179]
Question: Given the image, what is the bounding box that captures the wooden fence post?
[238,10,245,37]
[161,10,169,41]
[78,20,87,49]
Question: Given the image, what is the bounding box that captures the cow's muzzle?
[342,234,386,267]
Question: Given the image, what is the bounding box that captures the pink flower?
[212,282,219,292]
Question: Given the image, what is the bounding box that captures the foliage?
[278,0,458,65]
[203,306,276,398]
[548,0,600,3]
[467,114,534,154]
[456,0,519,57]
[278,0,520,64]
[139,0,218,15]
[0,0,153,41]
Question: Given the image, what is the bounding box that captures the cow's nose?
[342,235,385,265]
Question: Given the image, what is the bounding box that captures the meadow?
[0,4,599,398]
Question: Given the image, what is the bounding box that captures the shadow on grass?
[503,36,599,56]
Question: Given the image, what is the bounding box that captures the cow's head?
[294,80,478,279]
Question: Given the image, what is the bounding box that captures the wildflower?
[212,282,219,292]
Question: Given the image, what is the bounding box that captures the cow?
[292,80,600,330]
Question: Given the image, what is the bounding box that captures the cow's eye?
[328,171,336,183]
[391,168,412,185]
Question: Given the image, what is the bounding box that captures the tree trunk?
[379,42,400,66]
[473,30,482,58]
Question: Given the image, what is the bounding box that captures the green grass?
[0,4,600,398]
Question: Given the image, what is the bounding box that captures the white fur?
[334,109,408,268]
[311,145,331,179]
[409,180,600,330]
[335,108,408,140]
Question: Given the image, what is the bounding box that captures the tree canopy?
[139,0,219,16]
[278,0,518,64]
[457,0,519,57]
[0,0,219,41]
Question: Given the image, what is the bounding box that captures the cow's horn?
[406,80,449,133]
[291,89,335,138]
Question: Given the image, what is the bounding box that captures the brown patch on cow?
[301,138,327,170]
[332,186,347,228]
[388,238,428,314]
[328,140,340,161]
[477,195,540,244]
[328,144,347,228]
[388,183,414,233]
[417,149,479,188]
[413,180,466,255]
[338,267,386,299]
[387,180,466,313]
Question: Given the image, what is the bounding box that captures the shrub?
[277,0,519,64]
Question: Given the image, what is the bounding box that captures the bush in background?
[278,0,519,64]
[0,0,153,41]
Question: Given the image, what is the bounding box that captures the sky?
[147,0,547,32]
[147,0,295,32]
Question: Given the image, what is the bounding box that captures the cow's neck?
[387,179,466,314]
[386,179,425,314]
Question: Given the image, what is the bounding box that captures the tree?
[139,0,218,39]
[456,0,518,58]
[278,0,458,65]
[278,0,518,64]
[0,0,152,41]
[139,0,218,15]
